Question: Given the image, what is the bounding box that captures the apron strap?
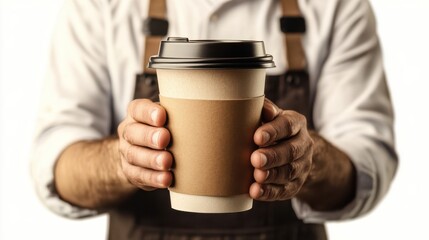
[279,0,312,127]
[280,0,307,71]
[142,0,168,75]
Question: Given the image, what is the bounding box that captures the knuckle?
[273,125,282,140]
[144,171,157,187]
[288,162,299,180]
[306,136,314,152]
[142,126,153,146]
[294,178,305,192]
[122,123,133,144]
[302,160,312,175]
[120,122,127,140]
[264,186,278,200]
[298,114,306,127]
[267,149,281,168]
[284,182,298,198]
[288,184,299,196]
[125,145,136,165]
[129,99,151,121]
[126,131,136,146]
[135,171,149,187]
[118,141,127,155]
[283,111,306,135]
[282,113,294,134]
[121,165,132,180]
[117,121,124,136]
[298,176,306,186]
[278,186,289,200]
[122,167,146,188]
[278,187,289,200]
[132,177,144,188]
[128,100,139,117]
[268,168,278,182]
[288,142,300,160]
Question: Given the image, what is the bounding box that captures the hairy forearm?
[54,137,137,209]
[297,131,357,211]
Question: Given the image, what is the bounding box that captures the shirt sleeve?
[30,0,111,218]
[292,0,398,222]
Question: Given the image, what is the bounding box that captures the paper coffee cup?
[149,38,275,213]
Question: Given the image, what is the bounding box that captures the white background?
[1,0,428,239]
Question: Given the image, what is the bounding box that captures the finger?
[253,154,312,184]
[261,98,281,122]
[128,99,167,127]
[122,122,170,149]
[121,161,173,189]
[249,180,304,201]
[117,117,131,138]
[119,141,173,170]
[251,133,312,169]
[254,110,307,146]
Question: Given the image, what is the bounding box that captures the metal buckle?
[142,17,169,36]
[280,16,306,33]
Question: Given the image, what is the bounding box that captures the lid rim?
[149,63,276,69]
[149,55,273,63]
[149,38,275,69]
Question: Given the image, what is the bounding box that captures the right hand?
[118,99,173,191]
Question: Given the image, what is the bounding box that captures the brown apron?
[108,0,326,239]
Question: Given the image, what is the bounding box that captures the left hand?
[249,98,314,201]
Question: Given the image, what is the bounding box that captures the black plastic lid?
[148,37,275,69]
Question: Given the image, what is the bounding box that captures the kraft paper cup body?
[157,69,266,213]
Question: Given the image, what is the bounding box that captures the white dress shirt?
[31,0,398,222]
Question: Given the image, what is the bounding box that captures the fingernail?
[157,174,164,185]
[152,131,160,146]
[261,131,270,145]
[259,187,264,197]
[151,108,158,123]
[156,154,163,169]
[265,170,270,180]
[260,153,268,167]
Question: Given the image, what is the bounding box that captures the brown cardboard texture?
[160,95,264,197]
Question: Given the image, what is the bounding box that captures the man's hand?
[249,99,356,210]
[54,99,173,209]
[249,99,313,201]
[117,99,173,191]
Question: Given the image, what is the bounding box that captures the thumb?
[262,98,280,122]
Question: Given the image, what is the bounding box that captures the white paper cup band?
[169,191,253,213]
